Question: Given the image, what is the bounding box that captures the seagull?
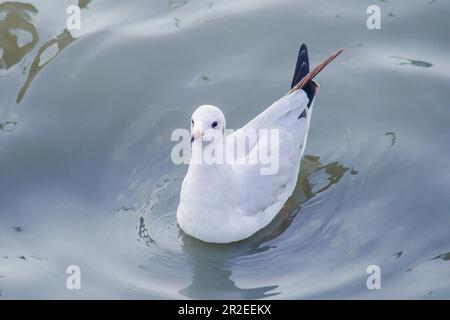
[177,44,344,243]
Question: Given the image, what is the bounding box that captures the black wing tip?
[290,43,309,89]
[291,43,317,107]
[299,43,307,53]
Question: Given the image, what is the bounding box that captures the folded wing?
[226,45,343,222]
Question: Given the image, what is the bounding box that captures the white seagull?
[177,44,344,243]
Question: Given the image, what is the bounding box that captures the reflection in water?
[16,28,77,103]
[132,155,354,298]
[179,234,279,299]
[407,251,450,272]
[0,121,16,132]
[168,155,355,298]
[393,250,403,260]
[168,0,188,10]
[12,226,24,232]
[0,1,92,103]
[385,131,396,149]
[138,217,156,246]
[391,56,433,68]
[174,17,181,28]
[432,252,450,261]
[239,154,354,245]
[300,155,351,198]
[78,0,92,9]
[0,2,39,70]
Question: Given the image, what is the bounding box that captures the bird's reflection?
[179,234,279,299]
[245,154,355,246]
[0,1,92,103]
[174,155,356,298]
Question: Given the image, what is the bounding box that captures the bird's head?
[190,105,226,143]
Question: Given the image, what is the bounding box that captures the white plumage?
[176,44,343,243]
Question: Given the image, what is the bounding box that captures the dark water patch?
[0,121,17,132]
[432,252,450,261]
[12,226,24,232]
[385,132,396,149]
[17,256,26,260]
[0,2,39,71]
[79,0,93,9]
[138,217,156,246]
[407,251,450,272]
[168,0,188,10]
[116,206,137,214]
[391,56,433,68]
[393,251,403,260]
[307,157,354,194]
[174,17,181,28]
[28,252,46,261]
[179,267,279,299]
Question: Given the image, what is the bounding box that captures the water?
[1,0,450,299]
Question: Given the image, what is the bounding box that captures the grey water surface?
[1,0,450,299]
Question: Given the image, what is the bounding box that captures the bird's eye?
[191,119,194,126]
[212,121,218,128]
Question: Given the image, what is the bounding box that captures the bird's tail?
[289,45,344,95]
[291,44,310,90]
